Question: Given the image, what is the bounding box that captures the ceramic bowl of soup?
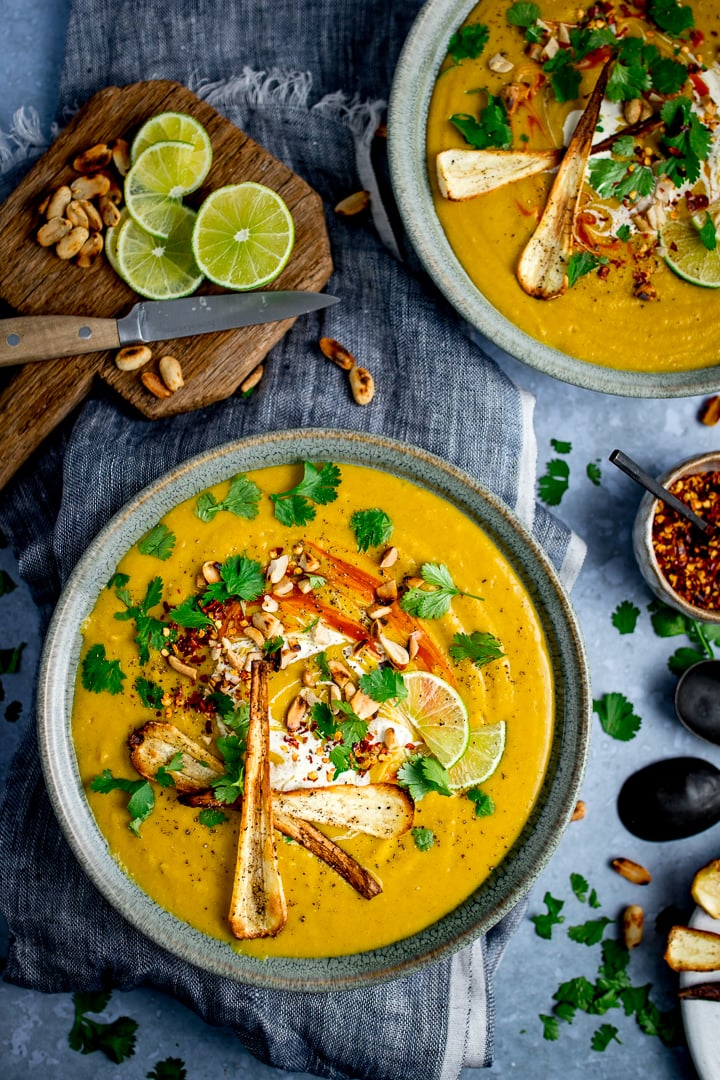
[388,0,720,397]
[38,428,590,990]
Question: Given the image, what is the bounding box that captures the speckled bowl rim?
[38,428,590,992]
[387,0,720,399]
[632,450,720,624]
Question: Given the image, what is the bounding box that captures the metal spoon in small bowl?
[609,449,714,536]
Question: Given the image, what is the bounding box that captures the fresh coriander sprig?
[447,22,489,65]
[358,667,407,703]
[195,473,261,523]
[400,563,483,619]
[450,95,512,150]
[68,991,138,1063]
[593,692,642,741]
[90,769,155,836]
[350,507,394,552]
[411,826,436,851]
[530,891,565,940]
[112,576,173,666]
[449,631,504,668]
[611,600,640,635]
[397,754,453,801]
[269,461,341,526]
[200,553,266,605]
[137,522,176,561]
[81,644,126,695]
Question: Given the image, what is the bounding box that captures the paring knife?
[0,291,339,366]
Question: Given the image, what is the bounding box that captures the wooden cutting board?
[0,80,333,491]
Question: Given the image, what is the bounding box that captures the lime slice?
[131,111,212,165]
[105,209,130,276]
[191,182,295,290]
[125,140,211,237]
[115,205,204,300]
[378,671,469,769]
[446,722,506,790]
[662,219,720,288]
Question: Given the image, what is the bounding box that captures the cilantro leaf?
[69,992,138,1063]
[90,770,154,836]
[568,251,609,288]
[450,630,504,668]
[225,702,250,736]
[155,751,183,788]
[591,1023,621,1051]
[551,438,572,454]
[195,473,261,523]
[112,576,170,666]
[205,690,236,718]
[359,667,407,703]
[660,97,711,186]
[668,646,705,675]
[568,916,614,946]
[698,213,717,252]
[315,651,333,682]
[450,95,512,150]
[611,600,640,635]
[568,25,616,61]
[134,676,164,709]
[649,55,688,95]
[263,635,284,657]
[599,939,631,982]
[202,554,265,605]
[411,826,436,851]
[606,51,652,103]
[329,743,356,778]
[401,563,483,619]
[616,224,631,241]
[554,975,596,1012]
[81,644,126,695]
[587,462,602,486]
[570,872,590,902]
[648,599,688,637]
[593,692,641,741]
[169,595,215,629]
[647,0,694,36]
[467,786,495,816]
[531,891,565,939]
[107,571,130,591]
[147,1059,188,1080]
[270,462,342,525]
[0,568,16,596]
[447,22,489,64]
[538,459,570,506]
[0,642,25,675]
[540,1013,560,1041]
[506,2,541,28]
[350,507,394,552]
[544,49,582,103]
[138,522,176,561]
[589,888,601,909]
[198,808,228,828]
[311,701,336,738]
[335,702,369,747]
[588,157,630,198]
[211,733,247,804]
[397,754,453,800]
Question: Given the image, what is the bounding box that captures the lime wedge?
[191,182,295,290]
[662,219,720,288]
[377,671,469,769]
[115,205,204,300]
[125,140,211,237]
[131,111,213,165]
[446,722,506,790]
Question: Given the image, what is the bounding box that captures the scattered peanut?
[98,194,121,228]
[379,546,398,568]
[78,198,103,232]
[488,52,514,73]
[286,696,308,731]
[76,232,104,268]
[349,365,375,406]
[267,554,290,584]
[167,654,198,681]
[244,626,265,650]
[377,630,409,668]
[407,630,422,660]
[699,395,720,426]
[334,190,370,216]
[570,799,586,822]
[319,337,356,371]
[201,560,221,584]
[369,604,393,620]
[622,905,644,949]
[115,344,152,372]
[240,364,264,394]
[70,173,110,200]
[141,370,173,399]
[376,579,398,602]
[46,185,72,219]
[611,857,652,885]
[159,354,185,392]
[73,143,112,173]
[350,689,380,720]
[56,226,90,260]
[110,138,131,177]
[66,200,90,229]
[37,217,72,247]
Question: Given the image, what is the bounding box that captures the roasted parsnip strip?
[678,982,720,1002]
[181,791,383,900]
[229,660,287,939]
[128,721,224,789]
[665,925,720,972]
[516,58,613,299]
[272,784,413,838]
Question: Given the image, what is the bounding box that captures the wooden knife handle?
[0,355,99,491]
[0,315,120,365]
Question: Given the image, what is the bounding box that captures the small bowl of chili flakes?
[633,451,720,624]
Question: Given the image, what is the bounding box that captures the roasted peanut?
[571,799,586,822]
[37,217,72,247]
[286,695,308,731]
[38,193,50,215]
[488,52,514,73]
[376,579,398,602]
[73,143,112,173]
[611,857,652,885]
[56,226,89,260]
[622,905,644,949]
[167,654,197,681]
[267,554,290,584]
[201,560,222,584]
[78,198,103,232]
[45,185,72,219]
[141,371,173,399]
[334,190,370,216]
[240,364,264,394]
[699,395,720,426]
[159,354,184,392]
[624,98,643,125]
[70,173,110,200]
[115,344,152,372]
[378,630,409,668]
[98,194,121,228]
[66,200,90,229]
[350,689,380,720]
[110,138,131,177]
[76,232,104,268]
[319,336,356,370]
[349,365,375,405]
[379,546,398,568]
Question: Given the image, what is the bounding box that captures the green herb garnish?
[540,1013,561,1041]
[68,991,138,1063]
[530,891,565,939]
[467,786,495,816]
[660,96,711,187]
[568,916,614,946]
[611,600,640,635]
[593,692,642,741]
[411,826,436,851]
[113,576,171,666]
[90,770,154,836]
[350,507,394,552]
[587,461,602,487]
[647,0,694,36]
[81,644,126,695]
[195,473,261,523]
[198,808,228,829]
[397,754,453,801]
[450,95,512,150]
[134,676,164,709]
[551,439,572,454]
[447,22,489,65]
[567,252,609,288]
[155,751,184,788]
[270,461,341,526]
[450,631,504,668]
[169,595,216,629]
[401,563,483,619]
[591,1024,621,1052]
[538,459,570,506]
[201,553,265,605]
[137,522,176,561]
[359,667,407,703]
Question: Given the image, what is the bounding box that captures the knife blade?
[0,291,339,367]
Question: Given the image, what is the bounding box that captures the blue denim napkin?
[0,2,585,1078]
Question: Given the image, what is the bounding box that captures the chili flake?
[652,471,720,610]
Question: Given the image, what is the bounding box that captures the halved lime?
[446,722,506,790]
[662,219,720,288]
[131,111,213,165]
[377,671,469,769]
[125,140,211,237]
[115,205,204,300]
[191,182,295,290]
